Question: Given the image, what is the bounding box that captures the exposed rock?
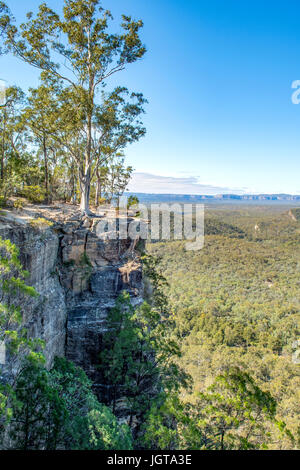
[0,217,66,371]
[0,206,144,402]
[61,217,144,394]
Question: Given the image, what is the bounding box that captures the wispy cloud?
[127,172,246,195]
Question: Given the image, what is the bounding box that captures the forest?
[147,205,300,449]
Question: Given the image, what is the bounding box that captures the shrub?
[97,197,107,206]
[13,198,26,211]
[127,195,139,209]
[21,186,46,204]
[29,218,53,229]
[0,196,8,208]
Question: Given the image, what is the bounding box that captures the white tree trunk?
[79,168,92,214]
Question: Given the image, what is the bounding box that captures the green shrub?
[13,198,26,211]
[0,196,8,208]
[29,218,53,229]
[127,195,139,209]
[21,186,46,204]
[97,197,106,206]
[79,252,92,267]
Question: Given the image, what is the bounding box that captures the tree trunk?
[70,161,77,204]
[1,109,6,181]
[79,166,92,214]
[95,166,102,207]
[43,134,49,204]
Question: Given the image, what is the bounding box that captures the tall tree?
[22,79,61,203]
[0,86,26,190]
[5,0,146,213]
[143,369,289,450]
[0,1,9,62]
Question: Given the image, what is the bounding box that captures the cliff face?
[0,207,144,393]
[59,215,143,391]
[0,217,66,370]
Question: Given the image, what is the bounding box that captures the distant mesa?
[126,192,300,204]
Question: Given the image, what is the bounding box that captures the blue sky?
[1,0,300,194]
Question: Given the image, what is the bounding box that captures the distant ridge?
[126,192,300,204]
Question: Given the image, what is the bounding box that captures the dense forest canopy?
[148,205,300,449]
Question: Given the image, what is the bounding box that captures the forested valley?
[147,206,300,449]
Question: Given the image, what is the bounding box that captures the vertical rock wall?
[60,217,144,393]
[0,210,144,395]
[0,218,66,370]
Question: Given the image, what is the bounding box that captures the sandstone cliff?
[0,205,144,396]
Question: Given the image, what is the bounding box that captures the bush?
[127,195,139,209]
[29,218,53,229]
[97,197,107,206]
[0,196,8,208]
[21,186,46,204]
[13,198,26,211]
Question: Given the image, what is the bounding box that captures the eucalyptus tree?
[4,0,146,213]
[22,78,61,203]
[0,2,10,109]
[99,157,133,205]
[0,1,9,58]
[55,82,146,211]
[0,86,26,193]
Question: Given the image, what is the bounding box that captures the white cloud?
[127,172,246,195]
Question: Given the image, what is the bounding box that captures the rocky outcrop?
[0,207,144,396]
[59,216,144,392]
[0,217,66,371]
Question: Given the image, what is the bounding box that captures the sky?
[1,0,300,195]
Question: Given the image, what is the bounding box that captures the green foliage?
[21,185,46,203]
[0,236,41,437]
[143,368,284,450]
[127,196,140,209]
[188,368,278,450]
[147,206,300,449]
[97,197,106,205]
[142,252,170,314]
[8,357,132,450]
[79,251,92,268]
[0,195,7,207]
[205,216,246,238]
[13,198,25,210]
[98,288,188,443]
[3,0,147,212]
[0,236,38,346]
[0,1,148,212]
[142,393,187,450]
[290,208,300,221]
[0,86,27,197]
[29,217,53,229]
